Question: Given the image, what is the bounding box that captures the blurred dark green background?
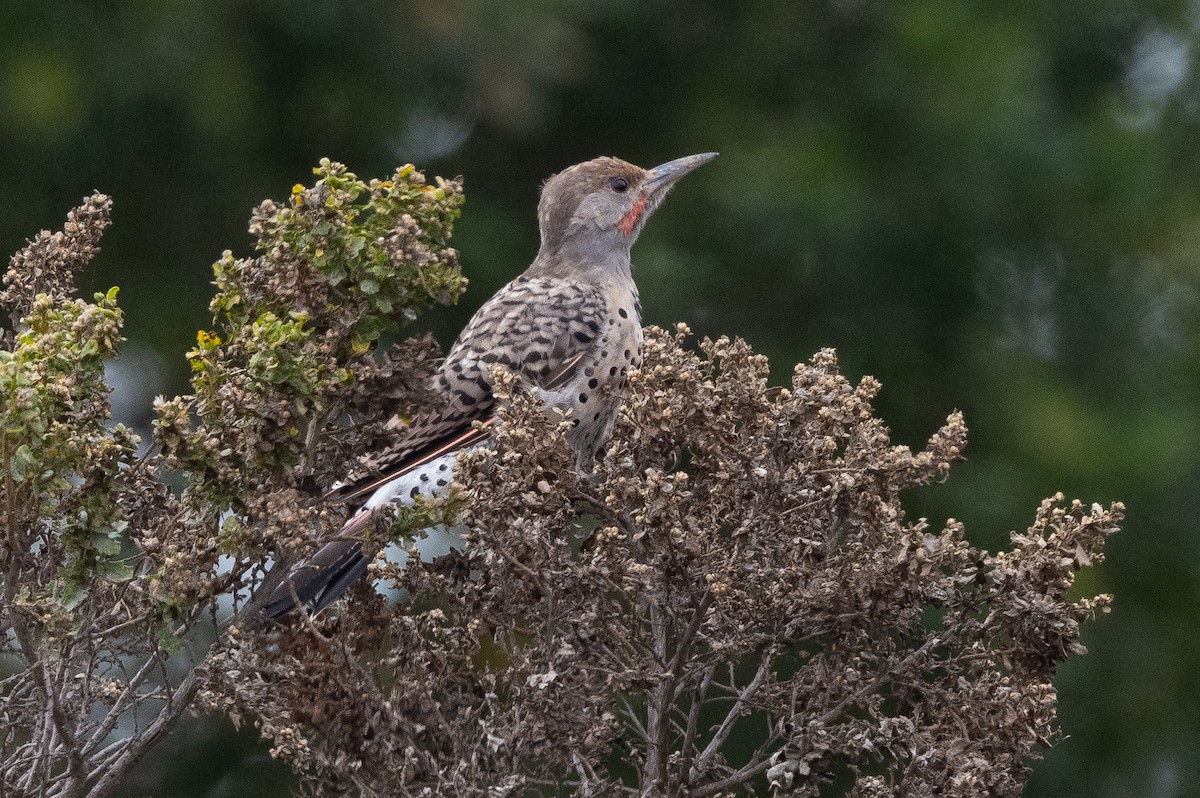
[4,1,1198,795]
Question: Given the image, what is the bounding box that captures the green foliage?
[1,202,139,594]
[385,490,468,543]
[212,159,464,344]
[160,160,465,506]
[0,174,467,798]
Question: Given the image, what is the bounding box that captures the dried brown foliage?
[1,193,112,318]
[201,328,1120,797]
[2,171,1120,798]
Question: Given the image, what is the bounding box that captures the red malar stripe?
[617,194,649,236]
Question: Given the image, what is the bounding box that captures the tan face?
[537,157,650,254]
[536,153,717,259]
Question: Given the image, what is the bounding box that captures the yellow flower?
[196,330,221,350]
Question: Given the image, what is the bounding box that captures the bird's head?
[535,152,717,269]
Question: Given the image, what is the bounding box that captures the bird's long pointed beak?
[616,152,717,238]
[644,152,718,193]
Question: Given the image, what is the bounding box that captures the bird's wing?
[328,276,607,505]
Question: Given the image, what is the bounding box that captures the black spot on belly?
[588,378,598,389]
[578,393,588,404]
[618,308,628,319]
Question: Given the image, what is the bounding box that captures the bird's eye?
[610,177,630,193]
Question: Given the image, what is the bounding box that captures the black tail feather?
[261,538,371,620]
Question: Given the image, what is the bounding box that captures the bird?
[260,152,717,620]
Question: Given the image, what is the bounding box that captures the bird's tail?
[260,509,375,621]
[258,421,490,621]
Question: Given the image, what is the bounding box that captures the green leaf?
[93,533,122,556]
[100,558,134,583]
[155,626,185,654]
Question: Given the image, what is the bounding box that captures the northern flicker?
[261,152,717,620]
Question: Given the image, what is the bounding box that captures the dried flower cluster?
[152,160,465,607]
[1,166,1120,798]
[203,326,1119,797]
